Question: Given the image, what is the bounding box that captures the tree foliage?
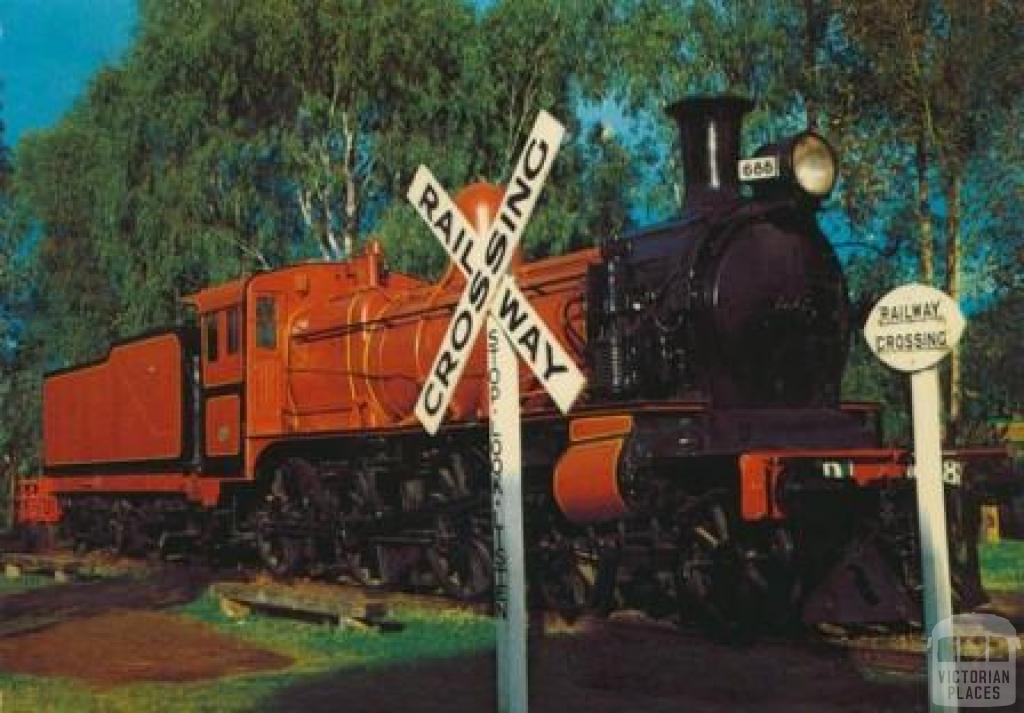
[1,0,1020,474]
[0,94,43,522]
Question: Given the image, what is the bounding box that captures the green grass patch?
[0,573,61,596]
[177,592,495,668]
[980,540,1024,592]
[0,592,495,712]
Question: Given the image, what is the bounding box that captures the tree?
[839,0,1024,428]
[0,92,44,523]
[375,0,640,270]
[17,0,484,345]
[961,291,1024,424]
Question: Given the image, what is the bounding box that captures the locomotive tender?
[20,96,987,634]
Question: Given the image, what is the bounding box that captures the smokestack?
[665,96,753,212]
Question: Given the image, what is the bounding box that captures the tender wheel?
[111,512,142,555]
[110,500,150,556]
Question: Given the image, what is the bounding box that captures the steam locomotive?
[19,96,990,635]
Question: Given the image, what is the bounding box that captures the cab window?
[226,306,241,355]
[256,296,277,349]
[204,313,219,362]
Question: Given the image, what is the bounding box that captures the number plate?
[738,156,779,182]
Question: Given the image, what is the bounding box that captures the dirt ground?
[0,562,215,637]
[261,622,932,713]
[0,609,292,688]
[1,560,1022,711]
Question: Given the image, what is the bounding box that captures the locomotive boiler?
[20,95,991,636]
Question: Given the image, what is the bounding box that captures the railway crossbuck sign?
[407,110,586,713]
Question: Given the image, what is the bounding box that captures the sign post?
[406,111,586,713]
[487,312,526,711]
[864,283,965,712]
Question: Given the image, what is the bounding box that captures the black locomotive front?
[563,96,980,634]
[588,96,850,412]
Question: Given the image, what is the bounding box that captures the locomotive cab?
[185,281,246,475]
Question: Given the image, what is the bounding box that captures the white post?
[407,112,579,713]
[487,313,527,713]
[912,367,956,713]
[863,283,965,713]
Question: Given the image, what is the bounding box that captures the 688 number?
[739,157,779,181]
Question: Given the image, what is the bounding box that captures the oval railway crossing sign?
[863,283,965,373]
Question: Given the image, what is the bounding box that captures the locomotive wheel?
[427,513,492,601]
[537,542,594,617]
[676,493,767,641]
[336,468,386,587]
[256,521,303,578]
[424,452,492,600]
[254,458,319,578]
[762,526,801,628]
[343,547,385,587]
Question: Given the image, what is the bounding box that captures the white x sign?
[407,111,585,434]
[407,111,585,713]
[407,168,586,417]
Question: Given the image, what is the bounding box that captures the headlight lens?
[792,134,836,198]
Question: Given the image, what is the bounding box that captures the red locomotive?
[19,96,1003,635]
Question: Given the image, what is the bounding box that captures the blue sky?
[0,0,137,145]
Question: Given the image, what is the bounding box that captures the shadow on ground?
[260,623,930,713]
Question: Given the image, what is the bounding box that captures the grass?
[979,539,1024,592]
[177,593,495,666]
[0,541,1020,711]
[0,592,496,712]
[0,573,62,596]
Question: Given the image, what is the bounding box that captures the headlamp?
[791,134,836,198]
[742,131,838,203]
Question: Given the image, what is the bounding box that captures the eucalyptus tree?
[839,0,1023,427]
[373,0,641,273]
[0,97,43,486]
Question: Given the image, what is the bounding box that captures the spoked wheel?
[255,458,319,578]
[256,518,303,577]
[110,506,148,556]
[424,453,492,601]
[427,512,493,601]
[336,468,387,587]
[342,545,385,587]
[676,492,774,641]
[338,518,385,588]
[537,543,593,617]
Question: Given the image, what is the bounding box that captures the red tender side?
[43,332,186,468]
